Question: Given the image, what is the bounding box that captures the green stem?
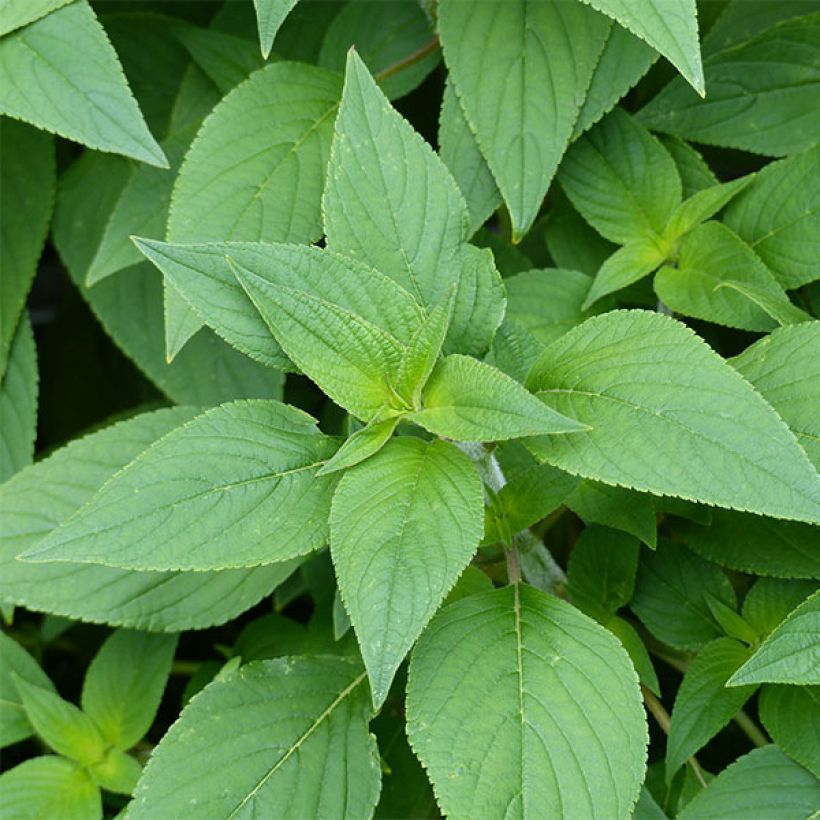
[733,709,769,748]
[170,660,201,676]
[505,546,522,585]
[374,36,439,83]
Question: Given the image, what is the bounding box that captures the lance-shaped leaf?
[759,685,820,778]
[666,638,757,778]
[317,413,400,477]
[728,591,820,686]
[408,355,586,442]
[406,585,647,818]
[331,437,483,707]
[584,238,666,309]
[579,0,704,94]
[0,1,165,167]
[25,400,339,572]
[567,482,657,548]
[129,657,380,819]
[439,0,610,239]
[0,408,298,631]
[714,280,813,328]
[663,175,753,242]
[559,108,682,245]
[526,310,820,524]
[324,50,504,356]
[253,0,299,58]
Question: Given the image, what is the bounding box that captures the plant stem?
[733,709,769,748]
[505,546,522,585]
[170,660,201,676]
[375,37,439,83]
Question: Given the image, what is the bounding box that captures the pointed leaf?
[407,585,648,818]
[714,280,813,327]
[129,658,380,819]
[331,437,483,707]
[567,482,657,548]
[527,310,820,523]
[253,0,299,58]
[659,134,718,198]
[584,238,666,309]
[26,400,339,571]
[88,747,141,795]
[663,175,753,242]
[759,685,820,778]
[0,1,166,166]
[317,414,399,477]
[743,579,818,639]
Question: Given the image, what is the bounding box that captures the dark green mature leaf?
[579,0,704,94]
[0,632,56,748]
[631,541,736,651]
[666,638,756,777]
[27,401,338,571]
[527,311,820,524]
[81,630,177,750]
[567,482,657,548]
[639,13,820,157]
[331,437,483,707]
[743,578,817,638]
[728,591,820,686]
[407,585,648,818]
[324,51,504,357]
[439,0,610,239]
[253,0,299,58]
[658,135,718,198]
[0,408,298,630]
[0,1,166,166]
[408,355,586,442]
[129,657,380,819]
[0,757,101,820]
[759,685,820,777]
[0,118,53,375]
[608,616,660,697]
[677,746,820,819]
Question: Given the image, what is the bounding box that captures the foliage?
[1,0,818,817]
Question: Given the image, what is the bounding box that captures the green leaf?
[316,413,399,477]
[579,0,704,94]
[81,630,177,750]
[438,79,500,235]
[631,541,736,651]
[759,685,820,778]
[704,595,761,647]
[607,615,661,696]
[638,13,820,157]
[406,585,648,817]
[677,746,820,820]
[13,675,107,765]
[559,108,682,245]
[0,631,56,748]
[674,510,820,580]
[318,0,439,100]
[568,526,640,620]
[658,135,718,198]
[526,310,820,524]
[324,51,504,357]
[743,578,817,638]
[567,482,657,548]
[714,280,813,327]
[330,437,483,707]
[728,591,820,686]
[88,746,142,795]
[723,146,820,290]
[440,0,609,239]
[0,1,166,166]
[0,408,297,630]
[253,0,299,58]
[584,238,667,309]
[0,118,53,374]
[0,757,101,820]
[27,400,338,571]
[655,221,792,331]
[666,638,757,777]
[129,657,381,819]
[409,354,586,441]
[663,175,753,242]
[0,0,73,36]
[0,314,37,483]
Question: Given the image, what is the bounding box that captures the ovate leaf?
[408,355,586,442]
[440,0,610,238]
[526,310,820,524]
[663,175,753,242]
[567,482,657,548]
[407,585,648,817]
[728,591,820,686]
[129,658,380,819]
[81,630,177,750]
[0,0,73,36]
[26,400,338,571]
[743,578,818,639]
[658,135,718,198]
[0,1,165,166]
[584,238,666,309]
[759,685,820,778]
[317,413,399,477]
[253,0,299,58]
[331,437,483,707]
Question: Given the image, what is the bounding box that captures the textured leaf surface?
[129,657,380,819]
[0,757,101,820]
[667,638,756,776]
[678,746,820,819]
[331,437,483,707]
[580,0,703,93]
[0,0,73,36]
[317,414,398,477]
[28,400,338,571]
[81,630,177,750]
[559,108,682,245]
[663,176,752,243]
[567,482,657,548]
[527,310,820,523]
[759,685,820,777]
[659,134,718,198]
[440,0,609,238]
[743,578,818,639]
[0,1,165,166]
[409,355,585,442]
[728,591,820,686]
[407,585,647,818]
[639,14,820,157]
[253,0,298,57]
[584,239,666,309]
